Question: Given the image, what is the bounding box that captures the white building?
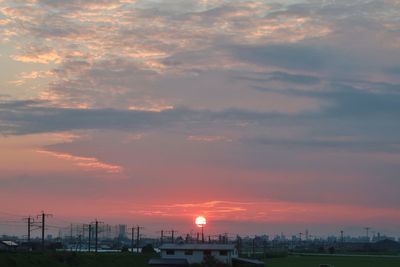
[159,243,237,265]
[0,240,18,251]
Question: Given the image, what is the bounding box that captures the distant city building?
[118,224,127,239]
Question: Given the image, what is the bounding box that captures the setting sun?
[195,216,206,227]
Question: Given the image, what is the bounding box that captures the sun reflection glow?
[195,216,206,227]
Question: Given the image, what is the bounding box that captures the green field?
[1,252,400,267]
[0,252,154,267]
[266,255,400,267]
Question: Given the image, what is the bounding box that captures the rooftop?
[160,243,235,251]
[1,241,18,247]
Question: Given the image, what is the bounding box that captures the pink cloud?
[36,149,122,173]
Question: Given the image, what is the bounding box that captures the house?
[0,240,18,251]
[156,243,238,265]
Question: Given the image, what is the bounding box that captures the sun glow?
[195,216,206,227]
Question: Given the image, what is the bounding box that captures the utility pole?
[136,225,144,253]
[340,230,344,243]
[70,223,73,242]
[131,226,135,253]
[23,216,34,242]
[263,240,267,258]
[88,224,92,252]
[165,230,177,243]
[76,235,82,252]
[95,220,98,253]
[252,238,255,255]
[93,219,103,253]
[364,227,371,242]
[160,230,164,245]
[37,212,52,250]
[28,216,32,242]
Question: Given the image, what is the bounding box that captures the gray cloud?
[232,44,331,71]
[0,100,187,135]
[234,71,321,85]
[1,99,309,136]
[385,66,400,75]
[248,137,400,154]
[253,81,400,119]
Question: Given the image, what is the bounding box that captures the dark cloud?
[234,71,320,85]
[0,100,188,135]
[232,44,331,71]
[2,96,399,157]
[321,84,400,118]
[385,66,400,75]
[230,41,392,74]
[270,71,321,85]
[248,137,400,154]
[0,99,302,136]
[252,79,400,119]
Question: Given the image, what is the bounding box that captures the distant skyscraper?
[118,224,127,239]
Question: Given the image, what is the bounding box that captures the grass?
[1,252,400,267]
[266,255,400,267]
[0,251,155,267]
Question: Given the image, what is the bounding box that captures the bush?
[201,255,229,267]
[141,244,156,254]
[50,252,78,265]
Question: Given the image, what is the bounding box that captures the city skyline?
[0,0,400,237]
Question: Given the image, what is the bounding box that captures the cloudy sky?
[1,0,400,237]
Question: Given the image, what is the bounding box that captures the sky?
[0,0,400,239]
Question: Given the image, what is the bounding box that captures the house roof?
[160,243,235,251]
[1,241,18,247]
